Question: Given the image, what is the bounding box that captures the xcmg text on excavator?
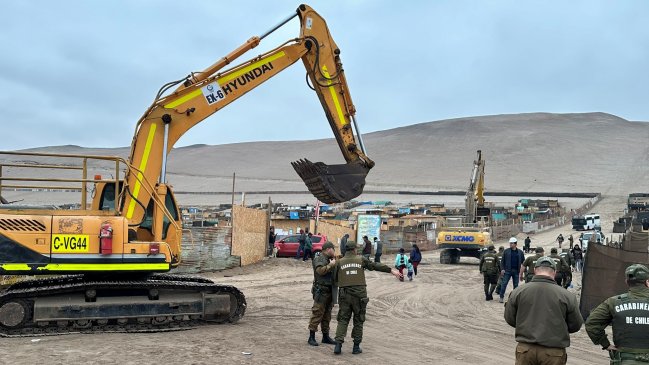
[438,150,492,264]
[0,4,373,336]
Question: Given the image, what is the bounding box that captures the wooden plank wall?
[232,205,268,266]
[313,219,355,255]
[174,226,240,274]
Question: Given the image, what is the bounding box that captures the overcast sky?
[1,0,648,150]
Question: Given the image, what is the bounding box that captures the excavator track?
[0,274,246,337]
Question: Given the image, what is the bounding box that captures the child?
[395,248,414,281]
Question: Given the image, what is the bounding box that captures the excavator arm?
[123,4,373,226]
[465,150,489,223]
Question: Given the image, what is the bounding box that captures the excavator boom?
[125,4,372,215]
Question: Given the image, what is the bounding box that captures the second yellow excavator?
[0,3,373,335]
[438,150,492,264]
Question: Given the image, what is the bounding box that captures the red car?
[274,234,328,257]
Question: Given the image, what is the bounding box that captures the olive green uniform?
[308,251,336,333]
[504,274,583,365]
[521,254,543,283]
[333,250,391,345]
[559,250,574,288]
[549,253,570,286]
[585,286,649,364]
[479,249,500,299]
[495,249,505,293]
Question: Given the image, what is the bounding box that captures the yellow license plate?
[52,234,90,253]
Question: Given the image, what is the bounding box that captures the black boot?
[334,341,342,354]
[485,293,489,301]
[352,342,362,354]
[487,293,493,301]
[308,331,319,346]
[322,332,336,345]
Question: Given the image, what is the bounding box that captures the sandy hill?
[4,112,648,203]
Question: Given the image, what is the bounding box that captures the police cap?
[322,242,335,251]
[488,244,495,250]
[345,241,358,251]
[550,247,558,254]
[534,256,556,270]
[535,247,544,253]
[625,264,649,283]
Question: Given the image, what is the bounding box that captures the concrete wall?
[312,219,355,255]
[232,205,268,266]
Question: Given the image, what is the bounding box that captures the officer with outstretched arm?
[332,240,402,355]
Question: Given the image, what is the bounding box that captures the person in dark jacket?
[362,236,372,260]
[373,237,383,263]
[295,229,306,259]
[268,226,276,257]
[585,264,649,363]
[524,236,532,253]
[340,234,350,256]
[571,244,584,272]
[504,256,583,365]
[499,237,525,303]
[410,244,422,275]
[495,246,505,295]
[302,232,314,261]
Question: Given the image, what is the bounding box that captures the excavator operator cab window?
[98,182,124,211]
[139,190,179,239]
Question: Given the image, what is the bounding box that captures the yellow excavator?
[438,150,492,264]
[0,4,373,335]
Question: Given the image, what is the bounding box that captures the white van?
[573,213,601,231]
[580,231,604,252]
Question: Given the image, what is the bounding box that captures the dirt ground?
[0,196,625,365]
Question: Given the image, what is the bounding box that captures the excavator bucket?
[292,159,370,204]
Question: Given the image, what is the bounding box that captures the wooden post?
[230,172,236,227]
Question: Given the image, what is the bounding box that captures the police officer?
[479,245,501,301]
[549,247,569,286]
[495,246,505,295]
[585,264,649,364]
[307,242,337,346]
[504,257,583,364]
[333,240,401,355]
[520,247,544,283]
[559,249,575,288]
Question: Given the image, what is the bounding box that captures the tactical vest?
[482,253,498,274]
[559,253,572,273]
[336,254,366,287]
[312,253,333,286]
[525,255,542,273]
[611,294,649,350]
